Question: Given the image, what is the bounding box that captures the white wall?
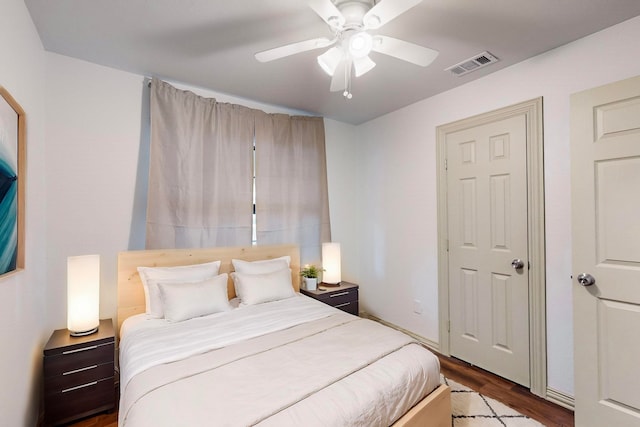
[324,119,359,282]
[356,15,640,396]
[44,54,145,328]
[0,0,47,425]
[44,54,358,332]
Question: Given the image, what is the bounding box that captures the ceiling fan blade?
[308,0,345,29]
[255,38,335,62]
[353,56,376,77]
[364,0,423,30]
[371,35,439,67]
[330,60,348,92]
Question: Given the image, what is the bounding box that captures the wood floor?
[68,354,574,427]
[438,353,575,427]
[68,411,117,427]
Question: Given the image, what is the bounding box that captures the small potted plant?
[300,264,324,291]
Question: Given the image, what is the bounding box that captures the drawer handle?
[63,345,98,355]
[335,302,351,308]
[329,292,350,298]
[62,381,97,393]
[63,365,98,376]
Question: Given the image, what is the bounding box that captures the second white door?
[571,75,640,427]
[446,113,530,387]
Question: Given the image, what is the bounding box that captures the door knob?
[577,273,596,287]
[511,259,525,270]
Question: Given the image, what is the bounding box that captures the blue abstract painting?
[0,92,19,276]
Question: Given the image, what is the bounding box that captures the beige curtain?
[146,79,254,248]
[254,112,331,264]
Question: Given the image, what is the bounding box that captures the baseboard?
[545,387,575,410]
[361,312,440,353]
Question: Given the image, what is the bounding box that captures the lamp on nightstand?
[67,254,100,336]
[322,242,341,286]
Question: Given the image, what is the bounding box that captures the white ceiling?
[25,0,640,124]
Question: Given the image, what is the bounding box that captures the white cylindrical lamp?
[67,254,100,336]
[322,242,341,285]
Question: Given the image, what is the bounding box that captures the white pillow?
[231,256,290,274]
[231,268,295,306]
[158,274,232,322]
[137,260,221,318]
[231,256,290,297]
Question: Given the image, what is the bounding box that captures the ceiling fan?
[255,0,439,99]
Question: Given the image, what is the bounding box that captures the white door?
[571,75,640,426]
[446,114,530,387]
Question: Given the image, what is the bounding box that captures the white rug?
[443,376,545,427]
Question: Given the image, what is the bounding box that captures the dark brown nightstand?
[301,281,359,315]
[43,318,116,426]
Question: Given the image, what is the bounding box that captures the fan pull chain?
[343,60,353,99]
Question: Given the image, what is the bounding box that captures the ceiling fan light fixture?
[353,55,376,77]
[317,46,343,76]
[348,31,373,59]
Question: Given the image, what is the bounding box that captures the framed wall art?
[0,86,25,278]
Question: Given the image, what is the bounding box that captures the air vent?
[445,51,499,76]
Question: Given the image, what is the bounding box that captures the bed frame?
[117,244,451,427]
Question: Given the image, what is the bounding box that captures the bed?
[117,244,451,427]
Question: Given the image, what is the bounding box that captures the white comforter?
[119,295,441,427]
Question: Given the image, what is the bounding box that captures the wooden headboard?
[117,244,300,334]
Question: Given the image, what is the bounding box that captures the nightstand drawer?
[44,377,114,426]
[44,361,114,395]
[44,342,114,378]
[315,288,358,306]
[333,299,359,315]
